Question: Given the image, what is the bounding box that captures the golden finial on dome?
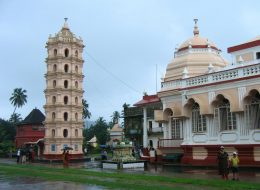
[193,18,199,36]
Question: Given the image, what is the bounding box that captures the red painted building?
[15,108,45,156]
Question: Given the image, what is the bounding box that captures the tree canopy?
[82,99,91,120]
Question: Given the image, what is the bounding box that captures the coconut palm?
[111,111,120,124]
[9,88,27,114]
[82,99,91,119]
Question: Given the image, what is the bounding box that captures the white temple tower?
[43,19,84,159]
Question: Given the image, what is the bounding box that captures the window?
[53,80,56,88]
[52,129,55,137]
[54,49,57,57]
[74,144,78,151]
[75,97,78,105]
[51,144,56,152]
[245,91,260,129]
[64,80,68,88]
[64,96,68,105]
[171,118,182,139]
[214,98,236,131]
[75,81,78,88]
[257,52,260,60]
[75,50,78,58]
[75,65,78,73]
[53,64,57,72]
[149,121,152,131]
[64,112,68,121]
[65,48,69,57]
[52,112,56,121]
[75,113,78,121]
[63,129,68,137]
[52,96,56,104]
[159,122,162,128]
[64,64,69,73]
[192,103,207,133]
[75,129,78,137]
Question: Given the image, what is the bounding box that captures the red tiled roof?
[133,95,160,107]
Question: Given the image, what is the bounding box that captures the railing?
[161,62,260,91]
[148,127,163,133]
[158,138,183,148]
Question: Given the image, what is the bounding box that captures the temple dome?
[164,19,228,82]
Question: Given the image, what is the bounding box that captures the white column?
[143,107,148,148]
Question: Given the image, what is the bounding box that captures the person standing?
[16,149,21,163]
[217,146,229,180]
[230,152,239,181]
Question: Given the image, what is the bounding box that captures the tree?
[9,88,27,114]
[82,99,91,119]
[0,119,16,156]
[9,113,22,124]
[121,103,130,128]
[111,111,120,124]
[93,117,110,145]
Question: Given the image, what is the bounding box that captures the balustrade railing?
[161,62,260,91]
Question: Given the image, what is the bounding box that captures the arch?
[54,49,57,57]
[64,80,68,88]
[75,97,78,105]
[163,108,173,120]
[75,50,78,57]
[75,113,78,121]
[52,112,56,121]
[75,81,78,88]
[64,112,68,121]
[63,129,68,137]
[53,64,57,72]
[75,65,78,73]
[52,129,55,137]
[244,89,260,105]
[52,96,56,104]
[64,48,69,57]
[211,90,239,112]
[75,129,78,137]
[53,80,56,88]
[64,64,69,73]
[64,96,68,105]
[213,95,236,131]
[244,89,260,129]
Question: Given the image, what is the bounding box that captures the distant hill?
[84,120,96,128]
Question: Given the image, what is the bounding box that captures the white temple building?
[153,19,260,166]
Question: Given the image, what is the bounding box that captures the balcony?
[148,127,163,135]
[161,61,260,91]
[158,138,183,148]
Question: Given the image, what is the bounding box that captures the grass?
[0,163,260,190]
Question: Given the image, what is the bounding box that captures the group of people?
[217,146,240,180]
[16,147,35,164]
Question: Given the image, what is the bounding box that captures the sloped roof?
[110,123,123,132]
[20,108,45,125]
[134,95,160,107]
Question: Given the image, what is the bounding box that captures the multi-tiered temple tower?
[44,19,84,159]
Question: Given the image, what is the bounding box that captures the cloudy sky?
[1,0,260,122]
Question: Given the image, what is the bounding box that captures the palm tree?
[82,99,91,119]
[111,111,120,124]
[9,113,22,124]
[9,88,27,114]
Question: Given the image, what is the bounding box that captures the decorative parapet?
[161,62,260,91]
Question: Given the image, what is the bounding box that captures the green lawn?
[0,163,259,190]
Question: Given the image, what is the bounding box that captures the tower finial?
[63,18,69,29]
[193,18,199,36]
